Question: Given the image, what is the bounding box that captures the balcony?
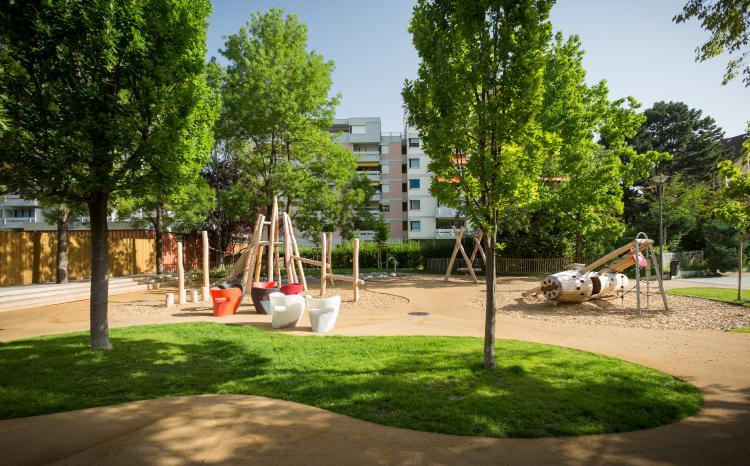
[358,230,375,241]
[370,192,381,202]
[364,172,380,182]
[1,195,38,207]
[2,218,36,227]
[435,206,460,217]
[435,229,455,239]
[354,151,380,163]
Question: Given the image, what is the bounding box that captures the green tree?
[218,8,371,237]
[373,213,391,269]
[630,101,727,182]
[114,64,220,274]
[715,158,750,300]
[674,0,750,86]
[403,0,556,369]
[539,34,665,262]
[0,0,212,349]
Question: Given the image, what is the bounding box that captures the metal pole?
[635,239,641,316]
[658,180,664,276]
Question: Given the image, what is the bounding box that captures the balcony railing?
[435,206,460,217]
[358,230,375,241]
[434,229,455,239]
[364,172,380,182]
[1,195,39,207]
[371,192,381,201]
[354,151,380,163]
[2,218,36,226]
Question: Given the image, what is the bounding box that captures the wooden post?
[242,214,264,293]
[458,233,478,284]
[352,238,360,302]
[288,216,307,291]
[444,227,464,281]
[254,245,265,282]
[327,232,334,285]
[201,230,210,302]
[165,293,175,307]
[268,197,278,283]
[177,241,186,304]
[320,232,327,297]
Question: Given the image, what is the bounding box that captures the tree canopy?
[675,0,750,86]
[630,101,726,181]
[0,0,214,349]
[215,9,372,241]
[403,0,556,369]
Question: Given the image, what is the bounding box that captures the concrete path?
[671,273,749,289]
[1,277,749,465]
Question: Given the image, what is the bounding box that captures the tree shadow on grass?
[0,325,702,440]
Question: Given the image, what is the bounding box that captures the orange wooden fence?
[0,231,155,286]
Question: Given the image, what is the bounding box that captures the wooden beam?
[287,215,307,291]
[444,226,464,281]
[329,273,365,285]
[320,232,327,297]
[268,197,278,282]
[177,241,185,304]
[352,238,360,302]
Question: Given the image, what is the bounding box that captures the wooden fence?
[426,257,589,276]
[0,231,156,286]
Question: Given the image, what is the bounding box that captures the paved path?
[671,273,749,289]
[1,277,749,465]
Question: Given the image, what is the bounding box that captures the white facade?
[403,125,466,240]
[0,194,43,230]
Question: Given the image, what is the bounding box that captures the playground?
[0,273,749,465]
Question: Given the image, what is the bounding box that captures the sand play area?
[0,274,749,466]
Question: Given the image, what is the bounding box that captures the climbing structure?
[522,233,668,314]
[444,226,486,283]
[225,197,363,301]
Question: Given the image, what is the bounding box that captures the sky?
[207,0,750,136]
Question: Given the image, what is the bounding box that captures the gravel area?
[111,285,408,318]
[471,277,750,331]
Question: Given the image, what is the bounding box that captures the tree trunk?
[575,231,583,264]
[88,191,112,350]
[155,204,164,275]
[484,232,497,369]
[56,204,69,284]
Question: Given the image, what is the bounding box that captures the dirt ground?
[0,274,749,465]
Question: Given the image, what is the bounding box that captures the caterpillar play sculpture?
[523,235,668,312]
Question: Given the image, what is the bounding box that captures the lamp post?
[651,174,669,275]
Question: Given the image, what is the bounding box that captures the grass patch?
[667,287,750,308]
[0,324,701,438]
[729,326,750,333]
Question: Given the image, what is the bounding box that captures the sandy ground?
[0,275,749,465]
[471,277,750,331]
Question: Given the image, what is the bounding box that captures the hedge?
[297,239,472,269]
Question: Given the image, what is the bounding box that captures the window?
[402,201,408,211]
[408,137,420,147]
[401,163,407,174]
[381,163,390,175]
[381,204,390,213]
[436,219,464,230]
[409,158,420,169]
[410,200,421,210]
[402,221,408,232]
[381,184,390,194]
[351,125,366,135]
[410,221,421,232]
[402,182,407,193]
[380,144,390,155]
[409,179,420,189]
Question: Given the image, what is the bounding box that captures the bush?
[297,239,468,270]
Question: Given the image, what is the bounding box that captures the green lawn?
[729,327,750,333]
[0,323,702,438]
[667,287,750,308]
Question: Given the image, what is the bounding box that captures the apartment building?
[0,194,43,230]
[403,123,466,240]
[329,117,406,241]
[329,117,467,241]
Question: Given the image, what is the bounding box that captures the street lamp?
[651,174,669,275]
